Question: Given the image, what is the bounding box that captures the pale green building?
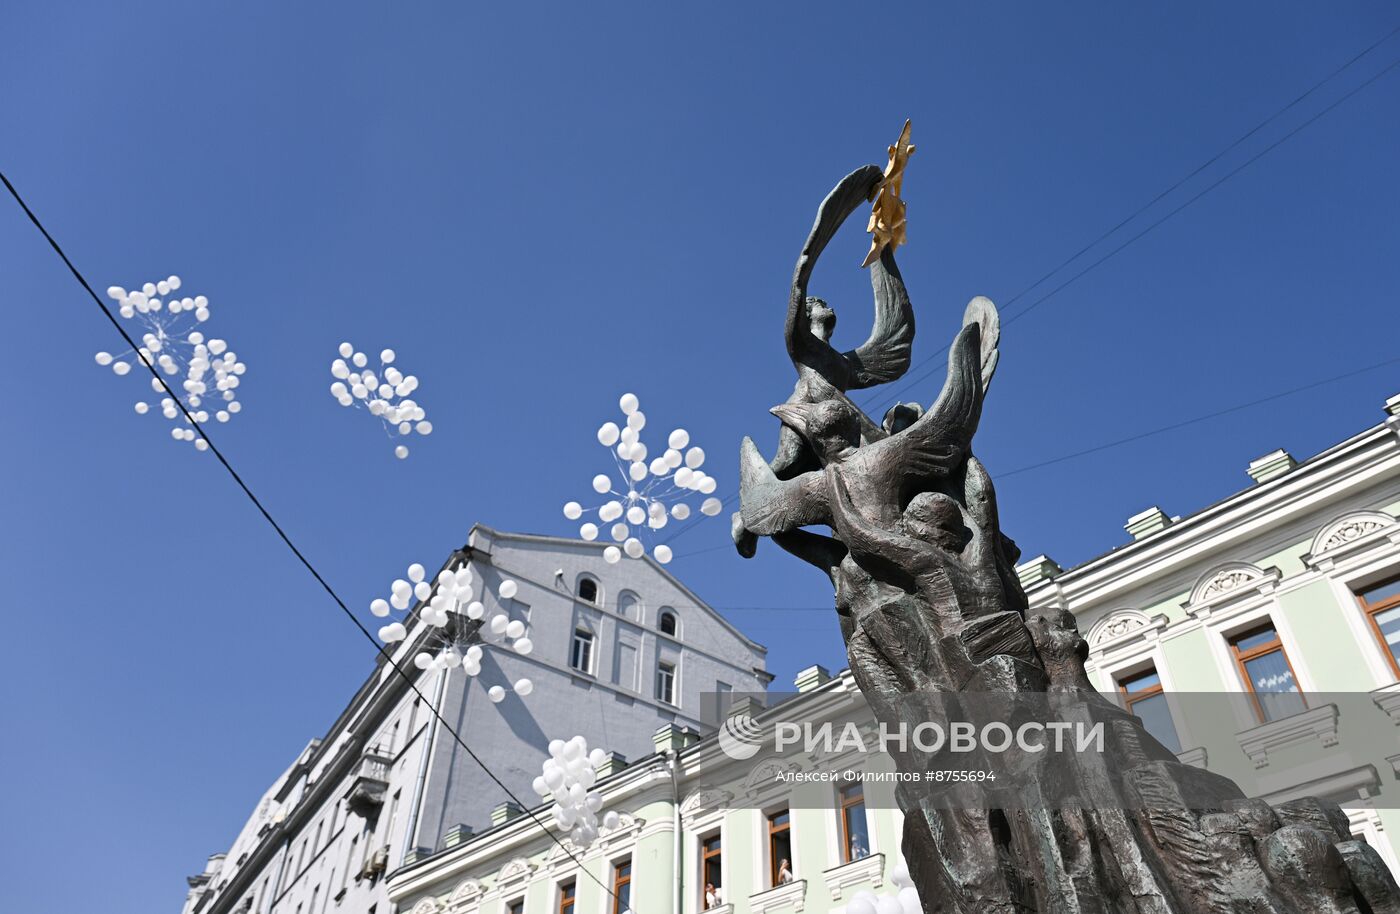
[385,393,1400,914]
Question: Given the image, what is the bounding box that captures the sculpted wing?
[738,436,832,535]
[842,246,916,389]
[786,165,885,362]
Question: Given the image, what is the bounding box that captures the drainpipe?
[667,749,682,914]
[401,666,450,862]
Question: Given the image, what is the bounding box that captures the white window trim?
[1194,585,1315,732]
[1318,546,1400,689]
[571,629,597,676]
[1084,609,1195,751]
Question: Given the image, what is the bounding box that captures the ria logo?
[718,712,765,760]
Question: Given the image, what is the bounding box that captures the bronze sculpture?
[737,126,1400,913]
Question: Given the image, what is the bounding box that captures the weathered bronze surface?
[737,147,1400,913]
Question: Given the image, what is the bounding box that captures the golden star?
[863,119,916,268]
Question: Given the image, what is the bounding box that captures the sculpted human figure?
[731,163,917,557]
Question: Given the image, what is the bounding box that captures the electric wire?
[0,170,630,910]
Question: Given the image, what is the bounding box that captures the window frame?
[576,575,601,606]
[1116,666,1181,752]
[767,808,792,887]
[656,660,676,705]
[570,629,595,675]
[658,609,678,637]
[1229,621,1307,723]
[611,857,632,914]
[1357,575,1400,679]
[506,899,525,914]
[557,880,576,914]
[838,782,868,863]
[700,831,723,909]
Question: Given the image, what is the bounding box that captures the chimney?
[490,801,524,826]
[1385,393,1400,417]
[653,723,700,754]
[1015,555,1062,590]
[1125,507,1172,540]
[794,664,832,693]
[593,751,628,779]
[1246,449,1296,484]
[440,824,474,848]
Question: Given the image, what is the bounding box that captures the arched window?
[577,576,600,605]
[617,591,642,621]
[658,609,678,637]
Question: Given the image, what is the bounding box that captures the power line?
[667,353,1400,570]
[0,171,629,910]
[661,35,1400,549]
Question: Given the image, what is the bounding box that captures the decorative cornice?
[1370,682,1400,726]
[1302,510,1399,571]
[748,878,807,913]
[1183,564,1281,620]
[1235,703,1340,768]
[1086,609,1168,654]
[821,853,885,901]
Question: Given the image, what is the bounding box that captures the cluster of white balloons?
[563,392,723,564]
[330,343,430,459]
[95,276,246,451]
[372,563,533,702]
[847,860,919,914]
[532,736,622,849]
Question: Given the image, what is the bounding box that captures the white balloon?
[395,445,409,459]
[466,601,485,619]
[499,579,518,600]
[611,523,629,542]
[378,622,407,643]
[624,537,644,559]
[134,402,149,415]
[580,522,599,541]
[592,474,612,494]
[701,497,723,516]
[113,361,131,376]
[891,862,913,889]
[506,619,526,639]
[514,677,534,696]
[654,544,673,564]
[408,563,426,583]
[95,351,113,366]
[600,501,623,522]
[488,685,506,703]
[876,897,904,914]
[380,348,396,364]
[685,447,705,469]
[597,422,621,446]
[670,503,691,520]
[848,893,879,914]
[513,637,533,655]
[339,342,354,358]
[626,410,645,431]
[674,467,694,487]
[626,505,646,525]
[442,648,462,669]
[370,598,391,617]
[414,581,432,602]
[628,461,647,482]
[668,428,690,449]
[563,501,583,520]
[699,476,717,494]
[649,457,670,476]
[602,810,620,829]
[604,546,621,564]
[619,392,639,414]
[533,776,550,796]
[664,447,683,469]
[489,614,509,634]
[414,652,434,670]
[416,421,433,435]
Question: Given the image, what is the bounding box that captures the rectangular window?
[839,782,869,862]
[656,662,676,705]
[1118,667,1182,752]
[701,833,723,908]
[507,900,524,914]
[612,858,632,914]
[571,630,595,673]
[768,809,792,886]
[615,642,638,690]
[558,881,576,914]
[1230,622,1306,722]
[1357,576,1400,678]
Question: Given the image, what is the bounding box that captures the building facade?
[180,525,770,914]
[383,393,1400,914]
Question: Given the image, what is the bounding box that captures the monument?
[737,123,1400,913]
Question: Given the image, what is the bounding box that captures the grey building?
[180,524,770,914]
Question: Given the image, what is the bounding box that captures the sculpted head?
[805,296,836,341]
[900,491,970,553]
[770,397,860,463]
[882,401,924,434]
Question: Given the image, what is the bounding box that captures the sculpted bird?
[739,296,1000,538]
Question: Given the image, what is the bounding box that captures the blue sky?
[3,3,1399,910]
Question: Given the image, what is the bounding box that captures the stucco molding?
[1086,609,1168,655]
[444,878,483,913]
[495,857,534,895]
[596,812,645,855]
[1303,510,1399,571]
[821,852,885,900]
[748,878,807,913]
[1183,563,1281,619]
[1370,682,1400,726]
[407,898,443,914]
[1235,703,1340,768]
[681,787,733,828]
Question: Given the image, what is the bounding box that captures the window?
[577,577,599,604]
[659,609,678,636]
[839,782,869,862]
[558,881,576,914]
[1118,667,1181,752]
[618,591,642,621]
[507,900,524,914]
[1229,622,1306,722]
[767,809,792,886]
[612,858,632,914]
[700,833,723,908]
[1357,576,1400,677]
[571,630,595,673]
[656,661,676,705]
